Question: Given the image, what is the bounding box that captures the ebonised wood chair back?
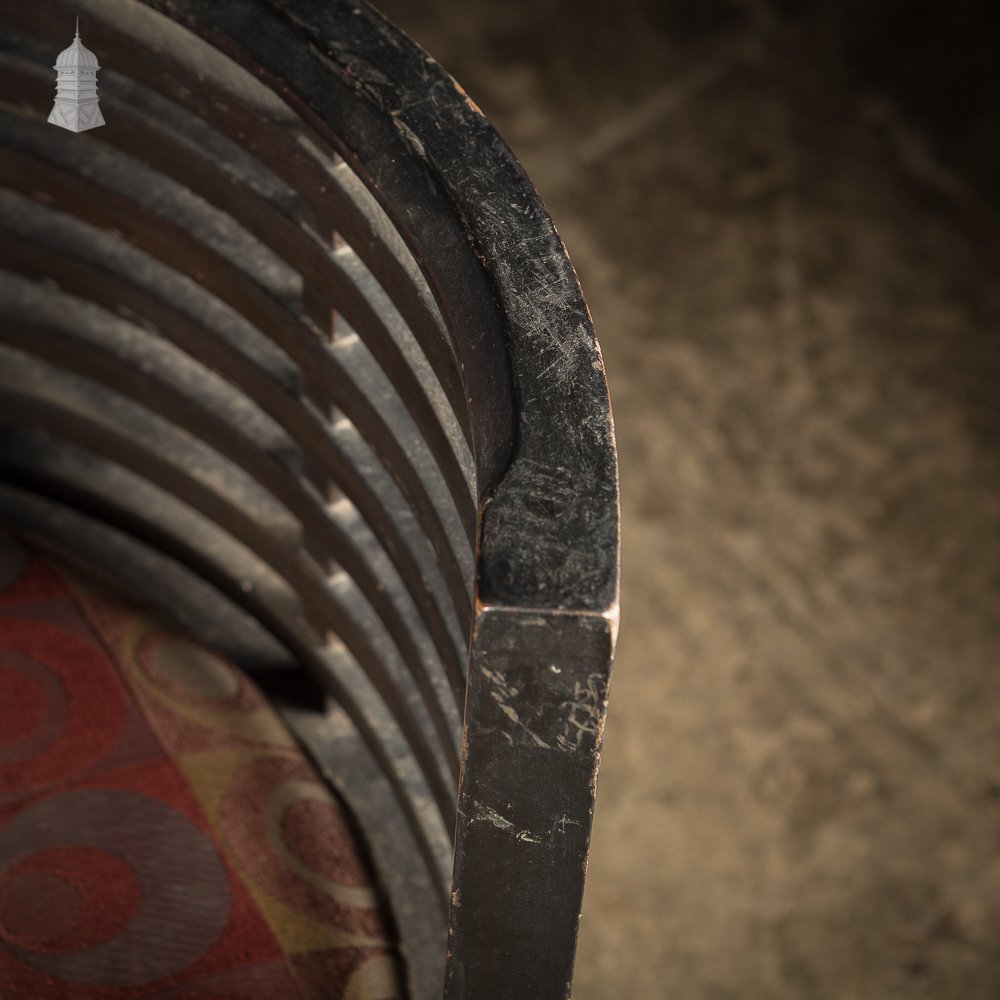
[0,2,620,996]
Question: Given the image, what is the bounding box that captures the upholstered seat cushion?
[0,532,401,999]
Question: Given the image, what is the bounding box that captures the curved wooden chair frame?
[0,2,620,997]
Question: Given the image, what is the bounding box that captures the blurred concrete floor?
[375,1,1000,996]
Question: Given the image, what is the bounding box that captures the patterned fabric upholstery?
[0,531,402,998]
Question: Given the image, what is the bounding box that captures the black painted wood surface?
[0,2,620,997]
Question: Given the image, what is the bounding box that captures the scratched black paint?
[0,2,620,997]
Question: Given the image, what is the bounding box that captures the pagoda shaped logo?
[48,18,105,132]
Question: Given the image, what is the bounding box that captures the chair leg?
[446,609,615,1000]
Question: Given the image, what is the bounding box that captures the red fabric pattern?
[0,532,402,998]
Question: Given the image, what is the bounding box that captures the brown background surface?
[375,2,1000,995]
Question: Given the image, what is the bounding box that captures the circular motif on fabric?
[145,638,242,703]
[219,753,381,932]
[0,789,231,987]
[131,630,279,747]
[0,870,83,945]
[0,652,69,770]
[281,795,370,890]
[0,662,51,754]
[0,847,139,950]
[343,953,403,1000]
[0,633,122,794]
[143,962,300,998]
